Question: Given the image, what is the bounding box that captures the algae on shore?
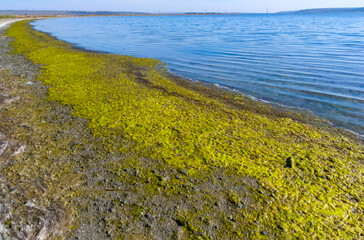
[1,20,363,239]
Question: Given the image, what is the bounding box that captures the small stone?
[22,125,33,131]
[0,141,10,157]
[178,169,188,175]
[286,157,294,168]
[175,219,185,226]
[13,144,26,156]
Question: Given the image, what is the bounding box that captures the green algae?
[5,20,364,239]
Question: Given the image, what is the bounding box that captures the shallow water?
[32,14,364,135]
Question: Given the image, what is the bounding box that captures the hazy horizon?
[1,0,364,14]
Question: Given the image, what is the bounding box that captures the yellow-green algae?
[6,20,364,239]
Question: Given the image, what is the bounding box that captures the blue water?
[31,14,364,136]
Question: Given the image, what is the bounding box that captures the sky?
[1,0,364,13]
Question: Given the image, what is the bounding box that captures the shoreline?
[30,18,363,141]
[1,20,363,239]
[6,18,361,144]
[30,17,364,139]
[0,19,24,29]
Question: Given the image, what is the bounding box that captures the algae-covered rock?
[285,157,294,168]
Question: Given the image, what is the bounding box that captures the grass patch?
[5,20,364,239]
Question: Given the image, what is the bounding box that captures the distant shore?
[0,12,244,19]
[2,7,364,17]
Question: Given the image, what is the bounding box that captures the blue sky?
[1,0,364,13]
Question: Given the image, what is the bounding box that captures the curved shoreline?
[30,17,364,138]
[0,19,21,29]
[28,18,363,140]
[1,20,363,239]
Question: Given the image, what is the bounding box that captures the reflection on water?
[32,13,364,135]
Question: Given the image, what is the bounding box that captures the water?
[31,14,364,136]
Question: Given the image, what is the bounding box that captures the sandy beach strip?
[0,19,25,29]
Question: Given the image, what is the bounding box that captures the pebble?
[178,169,188,175]
[0,141,9,157]
[286,157,294,168]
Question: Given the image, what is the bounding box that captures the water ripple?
[32,13,364,135]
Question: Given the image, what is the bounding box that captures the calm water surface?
[32,14,364,136]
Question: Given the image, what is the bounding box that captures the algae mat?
[2,20,363,239]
